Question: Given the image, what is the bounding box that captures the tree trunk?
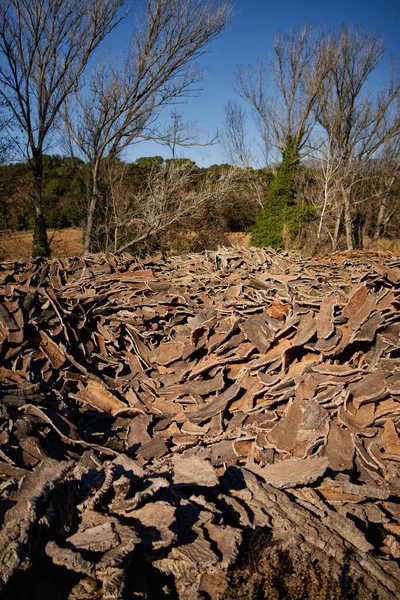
[342,187,354,250]
[84,161,100,254]
[317,179,329,240]
[353,209,364,250]
[332,207,342,251]
[372,175,395,244]
[31,153,50,258]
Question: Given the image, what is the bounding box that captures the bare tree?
[222,99,268,209]
[222,100,252,166]
[151,109,218,159]
[237,23,333,160]
[94,159,239,254]
[0,100,11,164]
[369,138,400,244]
[315,25,400,249]
[301,139,353,251]
[61,0,232,254]
[0,0,127,256]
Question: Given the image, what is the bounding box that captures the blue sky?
[120,0,400,166]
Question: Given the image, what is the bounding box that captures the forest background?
[0,0,399,259]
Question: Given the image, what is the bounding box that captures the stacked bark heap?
[0,247,399,599]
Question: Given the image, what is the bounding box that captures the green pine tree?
[251,136,301,248]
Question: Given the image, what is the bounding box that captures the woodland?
[0,152,398,259]
[0,2,398,258]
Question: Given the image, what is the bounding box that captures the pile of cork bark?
[0,247,399,599]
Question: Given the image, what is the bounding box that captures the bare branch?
[237,22,334,158]
[314,24,400,249]
[59,0,232,253]
[0,0,128,256]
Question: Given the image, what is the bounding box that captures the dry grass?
[0,228,84,260]
[0,228,251,260]
[371,237,400,254]
[0,227,398,261]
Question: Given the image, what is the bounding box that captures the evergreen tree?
[251,136,299,248]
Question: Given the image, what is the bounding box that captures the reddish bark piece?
[317,296,336,339]
[348,370,388,408]
[323,421,354,471]
[150,341,185,366]
[231,370,264,411]
[246,455,329,489]
[267,396,329,458]
[267,299,290,321]
[342,285,369,319]
[172,454,218,487]
[338,402,375,433]
[240,314,273,353]
[295,375,317,400]
[375,264,399,283]
[187,384,240,424]
[253,336,294,367]
[0,367,25,383]
[381,420,400,456]
[345,288,376,331]
[76,380,128,416]
[233,439,253,458]
[39,330,67,369]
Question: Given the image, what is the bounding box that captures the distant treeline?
[1,154,398,255]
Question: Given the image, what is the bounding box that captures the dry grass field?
[0,229,253,260]
[0,227,398,261]
[0,228,84,260]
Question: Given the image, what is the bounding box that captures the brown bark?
[31,152,50,258]
[332,211,341,250]
[372,173,396,244]
[84,160,101,254]
[342,187,354,250]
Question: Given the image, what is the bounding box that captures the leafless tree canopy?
[314,25,400,249]
[0,0,127,255]
[60,0,232,253]
[150,109,217,159]
[232,22,400,251]
[222,100,252,166]
[91,159,240,254]
[237,23,333,159]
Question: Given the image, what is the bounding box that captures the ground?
[0,227,398,260]
[0,228,84,260]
